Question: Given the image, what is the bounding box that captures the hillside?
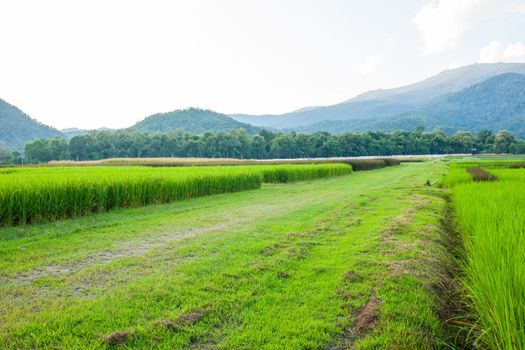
[0,98,63,150]
[382,73,525,137]
[231,63,525,132]
[295,73,525,137]
[130,108,259,134]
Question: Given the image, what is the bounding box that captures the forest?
[2,128,521,164]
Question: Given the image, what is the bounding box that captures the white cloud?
[414,0,525,54]
[386,36,395,44]
[357,55,382,75]
[480,40,525,63]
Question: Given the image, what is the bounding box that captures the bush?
[380,158,401,166]
[344,159,388,171]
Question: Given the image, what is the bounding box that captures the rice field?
[2,157,524,349]
[0,164,352,226]
[44,156,401,170]
[447,162,525,349]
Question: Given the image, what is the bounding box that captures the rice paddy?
[1,157,523,349]
[0,164,352,226]
[447,162,525,349]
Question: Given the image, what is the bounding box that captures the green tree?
[493,130,517,153]
[0,145,10,164]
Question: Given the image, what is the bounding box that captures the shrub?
[380,158,401,166]
[344,159,388,171]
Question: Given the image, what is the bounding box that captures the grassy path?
[0,162,454,349]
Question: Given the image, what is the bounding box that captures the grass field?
[0,162,458,349]
[448,163,525,349]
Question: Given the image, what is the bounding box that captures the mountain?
[230,63,525,132]
[349,62,525,104]
[0,98,63,150]
[379,73,525,137]
[129,108,260,133]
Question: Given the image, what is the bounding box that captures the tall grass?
[441,164,472,187]
[0,164,352,226]
[45,157,400,170]
[255,164,352,183]
[451,177,525,348]
[490,168,525,182]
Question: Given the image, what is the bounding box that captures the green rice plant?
[489,168,525,182]
[0,169,261,226]
[507,162,525,169]
[441,164,473,187]
[452,179,525,349]
[0,164,352,226]
[46,157,399,170]
[256,164,352,183]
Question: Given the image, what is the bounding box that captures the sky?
[1,0,525,129]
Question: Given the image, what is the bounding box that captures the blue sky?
[0,0,524,129]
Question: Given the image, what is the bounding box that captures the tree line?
[1,128,523,165]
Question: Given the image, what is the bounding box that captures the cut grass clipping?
[0,164,351,226]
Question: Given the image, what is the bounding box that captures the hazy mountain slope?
[351,62,525,103]
[0,98,63,150]
[61,127,114,138]
[129,108,259,133]
[231,63,525,129]
[384,73,525,137]
[297,73,525,137]
[231,100,412,129]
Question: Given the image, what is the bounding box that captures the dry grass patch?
[104,331,129,346]
[466,167,497,182]
[351,296,381,334]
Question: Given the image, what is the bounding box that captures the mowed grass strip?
[0,162,456,349]
[0,164,351,226]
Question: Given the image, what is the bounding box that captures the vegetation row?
[448,163,525,348]
[5,127,523,165]
[42,156,401,171]
[0,164,352,226]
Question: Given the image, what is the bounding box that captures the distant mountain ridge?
[3,62,525,151]
[0,98,63,150]
[230,63,525,135]
[293,72,525,137]
[129,108,260,134]
[386,72,525,136]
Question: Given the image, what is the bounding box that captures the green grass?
[441,163,472,187]
[445,155,525,162]
[448,164,525,349]
[0,164,351,226]
[0,162,455,349]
